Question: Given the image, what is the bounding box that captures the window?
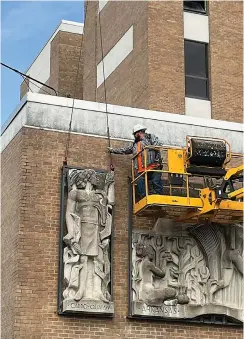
[184,1,206,14]
[184,40,209,100]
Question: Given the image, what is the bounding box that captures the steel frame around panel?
[57,165,114,317]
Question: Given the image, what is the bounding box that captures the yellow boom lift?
[131,136,243,224]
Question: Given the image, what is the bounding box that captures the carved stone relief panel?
[131,220,243,322]
[60,168,115,315]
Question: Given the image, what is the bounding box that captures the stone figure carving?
[133,244,177,305]
[131,221,243,322]
[62,168,114,314]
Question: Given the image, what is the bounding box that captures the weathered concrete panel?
[1,93,243,153]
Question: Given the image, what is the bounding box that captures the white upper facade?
[1,93,243,154]
[25,20,83,93]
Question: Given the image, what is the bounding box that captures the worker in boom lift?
[107,124,163,198]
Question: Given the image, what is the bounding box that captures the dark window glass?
[184,40,209,100]
[185,77,208,99]
[185,41,207,77]
[184,1,206,14]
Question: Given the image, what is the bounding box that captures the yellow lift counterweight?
[131,136,243,224]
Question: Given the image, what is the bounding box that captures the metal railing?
[131,146,190,206]
[131,145,243,207]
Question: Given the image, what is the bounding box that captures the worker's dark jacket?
[111,133,163,174]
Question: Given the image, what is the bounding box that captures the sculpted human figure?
[63,169,114,303]
[134,244,177,305]
[131,228,243,322]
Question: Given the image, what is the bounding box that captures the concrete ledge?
[1,93,243,153]
[62,299,114,315]
[132,302,243,322]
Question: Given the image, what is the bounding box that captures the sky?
[1,1,84,127]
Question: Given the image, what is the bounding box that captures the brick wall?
[54,31,83,99]
[83,0,149,109]
[2,126,242,338]
[82,0,98,102]
[19,1,243,122]
[20,31,83,100]
[96,1,149,109]
[83,0,185,114]
[148,1,185,114]
[209,1,243,123]
[1,132,22,339]
[83,0,243,122]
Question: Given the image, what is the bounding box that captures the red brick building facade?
[20,20,84,100]
[2,93,243,338]
[2,1,243,338]
[83,1,243,122]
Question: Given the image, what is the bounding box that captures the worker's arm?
[108,143,133,155]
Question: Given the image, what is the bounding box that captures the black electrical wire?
[2,4,113,170]
[1,62,58,96]
[1,61,74,98]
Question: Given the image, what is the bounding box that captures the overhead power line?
[1,62,58,96]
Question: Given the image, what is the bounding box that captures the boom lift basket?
[131,136,243,224]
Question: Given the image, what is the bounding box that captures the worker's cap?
[133,124,147,135]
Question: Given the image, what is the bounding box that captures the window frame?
[184,39,210,101]
[183,1,208,16]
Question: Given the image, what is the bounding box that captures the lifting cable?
[63,2,87,166]
[64,2,114,172]
[98,9,114,172]
[20,74,33,93]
